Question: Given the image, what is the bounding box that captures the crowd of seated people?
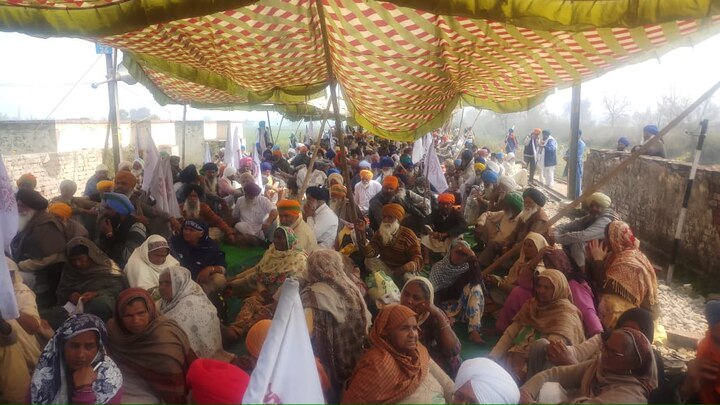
[1,125,715,405]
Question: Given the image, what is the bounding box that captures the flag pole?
[482,78,720,277]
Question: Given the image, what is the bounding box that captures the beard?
[18,210,36,231]
[518,206,539,223]
[379,220,400,245]
[183,201,201,219]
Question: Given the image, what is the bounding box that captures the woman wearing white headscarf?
[157,266,226,360]
[453,358,520,404]
[124,235,179,294]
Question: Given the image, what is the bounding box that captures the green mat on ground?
[219,226,498,360]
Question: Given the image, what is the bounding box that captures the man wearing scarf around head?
[421,193,467,264]
[96,192,147,268]
[11,189,67,309]
[112,170,180,238]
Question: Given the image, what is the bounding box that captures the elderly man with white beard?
[179,184,236,243]
[504,187,551,252]
[355,203,423,287]
[232,182,277,246]
[10,189,68,309]
[304,186,339,249]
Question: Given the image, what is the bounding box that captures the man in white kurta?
[353,169,382,215]
[232,182,277,241]
[304,186,339,249]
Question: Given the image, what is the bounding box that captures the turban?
[103,192,135,215]
[239,157,253,168]
[400,155,413,166]
[379,156,394,168]
[325,149,336,159]
[360,170,374,181]
[382,175,399,190]
[243,183,262,198]
[532,128,542,135]
[306,186,330,202]
[277,199,301,216]
[454,358,520,405]
[223,166,237,179]
[327,168,341,176]
[179,165,198,184]
[246,319,272,358]
[497,152,504,159]
[643,124,659,135]
[186,358,250,404]
[542,129,551,137]
[381,203,405,222]
[359,160,371,169]
[201,162,218,173]
[260,162,272,172]
[182,184,205,200]
[498,175,517,191]
[96,180,114,193]
[474,162,486,172]
[328,173,344,186]
[438,193,455,204]
[505,191,524,213]
[95,164,108,172]
[330,184,347,198]
[474,156,486,164]
[115,170,137,187]
[522,187,547,207]
[586,192,611,208]
[16,173,36,189]
[298,144,309,153]
[454,159,462,168]
[48,202,72,220]
[618,136,631,147]
[59,180,77,192]
[16,189,48,211]
[481,170,499,184]
[705,300,720,327]
[272,150,282,158]
[461,150,473,161]
[486,161,500,173]
[183,219,209,233]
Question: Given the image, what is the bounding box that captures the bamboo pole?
[482,78,720,276]
[297,97,332,197]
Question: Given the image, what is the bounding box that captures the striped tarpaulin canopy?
[2,0,719,140]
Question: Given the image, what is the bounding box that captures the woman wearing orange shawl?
[489,269,585,382]
[107,288,197,404]
[588,220,658,329]
[342,304,454,404]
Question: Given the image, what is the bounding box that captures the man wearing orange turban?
[368,175,430,234]
[353,169,382,216]
[111,167,181,234]
[16,173,37,191]
[356,202,423,286]
[276,199,318,252]
[421,193,467,261]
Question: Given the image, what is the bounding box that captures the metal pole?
[483,79,720,277]
[276,115,285,146]
[106,52,121,171]
[181,104,187,167]
[568,83,581,199]
[666,119,709,282]
[266,110,273,146]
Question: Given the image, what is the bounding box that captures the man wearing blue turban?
[634,124,666,158]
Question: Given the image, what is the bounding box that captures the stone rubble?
[657,282,707,336]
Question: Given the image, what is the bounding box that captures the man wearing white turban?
[552,192,620,270]
[453,358,520,404]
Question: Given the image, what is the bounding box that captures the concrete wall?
[0,120,57,154]
[175,121,205,166]
[2,150,103,199]
[583,149,720,275]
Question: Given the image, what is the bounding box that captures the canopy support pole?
[315,0,360,225]
[483,78,720,277]
[181,104,187,167]
[568,83,581,199]
[276,115,284,146]
[266,110,273,146]
[106,50,121,171]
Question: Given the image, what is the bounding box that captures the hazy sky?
[1,31,719,124]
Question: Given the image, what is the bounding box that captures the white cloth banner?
[148,157,181,218]
[253,130,263,186]
[139,128,160,192]
[224,126,242,169]
[412,133,430,164]
[0,155,19,319]
[425,139,449,193]
[243,279,325,404]
[204,142,212,164]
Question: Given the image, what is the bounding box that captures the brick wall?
[2,150,104,199]
[583,149,720,276]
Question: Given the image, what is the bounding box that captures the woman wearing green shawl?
[225,226,308,342]
[42,237,126,329]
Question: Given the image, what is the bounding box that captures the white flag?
[425,139,449,193]
[204,142,212,164]
[225,126,242,169]
[148,157,181,218]
[243,279,325,404]
[412,133,430,164]
[253,130,263,187]
[0,155,19,319]
[139,129,160,192]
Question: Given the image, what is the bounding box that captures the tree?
[601,92,631,128]
[129,107,159,121]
